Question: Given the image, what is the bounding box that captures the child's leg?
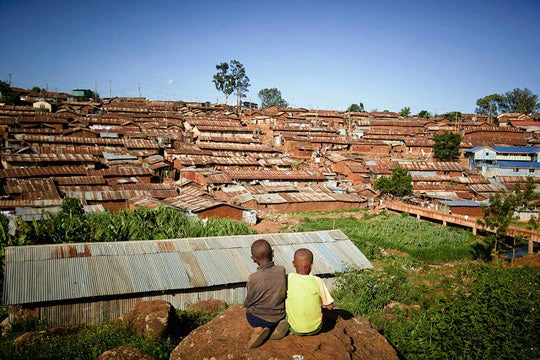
[245,313,274,348]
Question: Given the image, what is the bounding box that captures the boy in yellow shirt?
[286,248,334,335]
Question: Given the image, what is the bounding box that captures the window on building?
[529,169,534,173]
[513,168,519,172]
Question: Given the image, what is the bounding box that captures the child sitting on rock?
[244,239,289,348]
[286,248,334,335]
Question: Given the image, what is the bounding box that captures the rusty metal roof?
[87,167,152,177]
[2,153,97,164]
[0,166,88,179]
[3,230,372,305]
[198,142,275,152]
[226,170,327,181]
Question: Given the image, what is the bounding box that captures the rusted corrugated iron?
[3,230,372,307]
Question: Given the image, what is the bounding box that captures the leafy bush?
[374,263,540,360]
[0,321,175,360]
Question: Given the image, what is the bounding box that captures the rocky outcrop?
[170,306,399,360]
[98,346,155,360]
[117,300,180,339]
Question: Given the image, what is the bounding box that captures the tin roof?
[3,230,372,305]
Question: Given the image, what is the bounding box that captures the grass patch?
[294,211,479,264]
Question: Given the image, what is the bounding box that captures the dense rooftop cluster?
[0,94,539,220]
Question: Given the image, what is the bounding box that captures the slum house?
[348,139,393,158]
[175,168,233,192]
[464,145,540,176]
[160,190,250,222]
[397,160,465,177]
[218,182,366,213]
[462,126,527,147]
[2,230,372,326]
[224,169,327,186]
[402,137,434,160]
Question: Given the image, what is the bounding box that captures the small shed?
[3,230,372,326]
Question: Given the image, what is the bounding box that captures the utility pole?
[109,80,112,98]
[8,74,12,86]
[138,82,141,98]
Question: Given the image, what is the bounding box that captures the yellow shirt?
[285,273,334,334]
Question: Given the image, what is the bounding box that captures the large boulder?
[170,306,399,360]
[118,300,180,339]
[98,346,155,360]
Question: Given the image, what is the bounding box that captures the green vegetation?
[212,60,250,111]
[399,106,411,116]
[374,167,413,198]
[476,88,539,116]
[346,103,365,112]
[442,111,461,122]
[2,204,538,359]
[295,211,539,359]
[0,81,22,105]
[0,308,225,360]
[0,198,256,277]
[296,211,478,263]
[433,131,462,162]
[258,87,288,108]
[416,110,431,118]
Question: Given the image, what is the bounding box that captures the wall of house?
[9,285,248,326]
[349,144,390,154]
[483,166,539,177]
[448,206,484,217]
[258,200,364,213]
[197,205,243,221]
[9,277,337,327]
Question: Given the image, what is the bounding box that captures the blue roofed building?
[464,146,540,176]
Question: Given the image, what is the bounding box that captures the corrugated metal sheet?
[3,230,372,306]
[0,166,87,179]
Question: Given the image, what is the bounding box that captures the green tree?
[501,87,539,114]
[229,60,250,113]
[433,131,462,161]
[475,93,505,116]
[346,103,365,112]
[374,167,413,197]
[417,110,431,118]
[0,81,21,105]
[478,193,520,253]
[443,111,462,122]
[213,62,234,104]
[258,87,288,108]
[399,106,411,116]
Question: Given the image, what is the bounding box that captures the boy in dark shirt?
[244,239,288,348]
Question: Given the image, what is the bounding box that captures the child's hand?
[324,303,334,310]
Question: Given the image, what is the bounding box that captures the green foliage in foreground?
[295,211,480,263]
[0,321,176,360]
[1,200,256,277]
[0,308,224,360]
[296,211,538,359]
[334,262,539,360]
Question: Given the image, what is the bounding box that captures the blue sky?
[1,0,539,114]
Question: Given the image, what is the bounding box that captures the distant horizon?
[1,0,539,115]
